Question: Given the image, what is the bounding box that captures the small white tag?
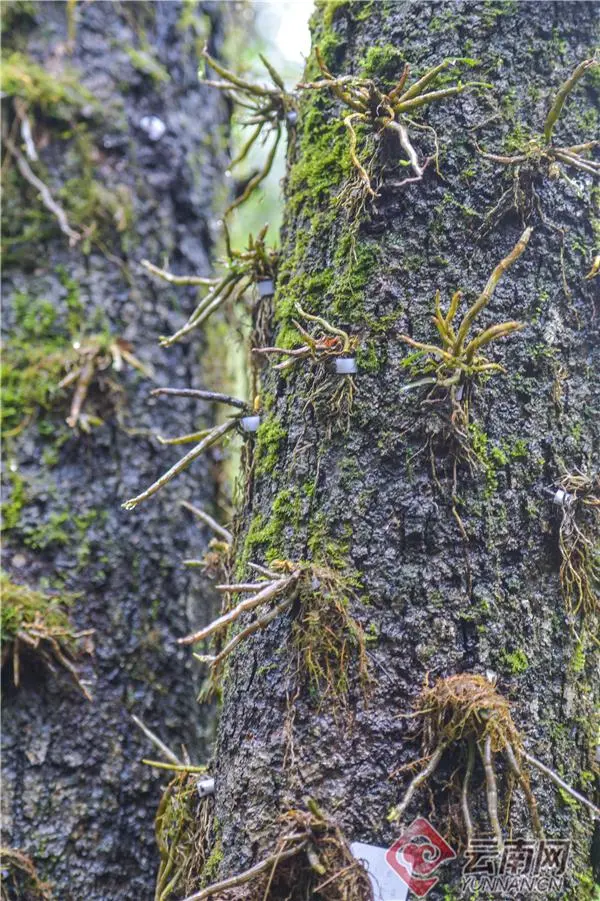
[350,842,410,901]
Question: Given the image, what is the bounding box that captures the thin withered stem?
[141,259,215,286]
[195,596,294,669]
[524,752,600,817]
[189,273,239,324]
[248,562,283,580]
[157,429,213,446]
[123,419,238,510]
[215,582,273,593]
[142,760,207,773]
[131,714,181,765]
[66,359,96,428]
[159,274,244,346]
[178,573,299,645]
[151,387,248,410]
[225,125,281,215]
[180,500,233,543]
[202,46,281,98]
[180,841,307,901]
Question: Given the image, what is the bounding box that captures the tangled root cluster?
[390,674,541,848]
[418,673,522,752]
[0,847,53,901]
[556,470,599,626]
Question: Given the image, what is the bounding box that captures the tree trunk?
[199,2,599,899]
[1,2,228,898]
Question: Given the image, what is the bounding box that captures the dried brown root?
[292,565,370,700]
[556,470,599,623]
[0,847,53,901]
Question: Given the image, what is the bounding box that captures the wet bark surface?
[209,2,599,898]
[1,2,228,898]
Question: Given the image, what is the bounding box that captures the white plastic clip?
[240,415,261,433]
[334,357,357,375]
[197,777,215,798]
[257,279,274,298]
[553,489,574,508]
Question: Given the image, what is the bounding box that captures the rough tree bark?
[193,2,599,899]
[1,2,228,898]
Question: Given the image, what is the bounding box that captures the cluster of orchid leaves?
[142,224,277,347]
[301,50,489,196]
[477,57,599,180]
[476,57,599,236]
[254,303,357,371]
[400,227,531,397]
[201,46,298,215]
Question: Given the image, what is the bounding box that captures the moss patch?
[254,415,288,477]
[0,571,90,696]
[359,44,405,83]
[1,51,95,115]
